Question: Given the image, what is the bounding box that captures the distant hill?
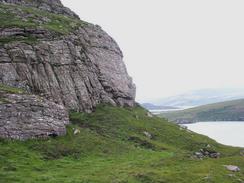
[159,99,244,123]
[152,88,244,108]
[141,103,179,110]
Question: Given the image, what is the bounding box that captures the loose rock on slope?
[224,165,241,172]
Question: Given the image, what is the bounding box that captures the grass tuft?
[0,84,24,94]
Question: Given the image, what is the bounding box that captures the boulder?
[240,150,244,156]
[143,131,152,139]
[73,129,81,135]
[147,112,153,118]
[0,91,69,140]
[194,152,204,159]
[224,165,240,172]
[194,148,220,159]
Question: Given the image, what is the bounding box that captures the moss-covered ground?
[0,105,243,183]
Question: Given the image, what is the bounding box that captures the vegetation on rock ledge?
[0,84,24,104]
[0,84,24,94]
[0,3,88,36]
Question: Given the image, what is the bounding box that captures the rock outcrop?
[0,90,69,140]
[0,0,136,139]
[224,165,241,172]
[0,25,136,112]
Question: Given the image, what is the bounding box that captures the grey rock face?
[0,0,136,139]
[0,25,136,112]
[0,28,54,39]
[0,91,69,140]
[0,0,79,18]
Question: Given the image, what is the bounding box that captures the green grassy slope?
[159,99,244,123]
[0,105,243,183]
[0,3,87,33]
[0,3,88,45]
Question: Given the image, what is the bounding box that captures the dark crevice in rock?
[49,63,64,105]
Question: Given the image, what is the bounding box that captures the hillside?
[152,88,244,108]
[159,99,244,123]
[141,103,179,110]
[1,104,244,182]
[0,1,244,182]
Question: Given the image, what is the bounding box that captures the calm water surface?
[185,122,244,147]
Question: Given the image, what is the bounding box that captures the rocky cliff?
[0,0,136,139]
[0,0,78,18]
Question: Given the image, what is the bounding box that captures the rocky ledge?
[0,0,79,18]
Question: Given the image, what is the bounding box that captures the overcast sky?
[62,0,244,102]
